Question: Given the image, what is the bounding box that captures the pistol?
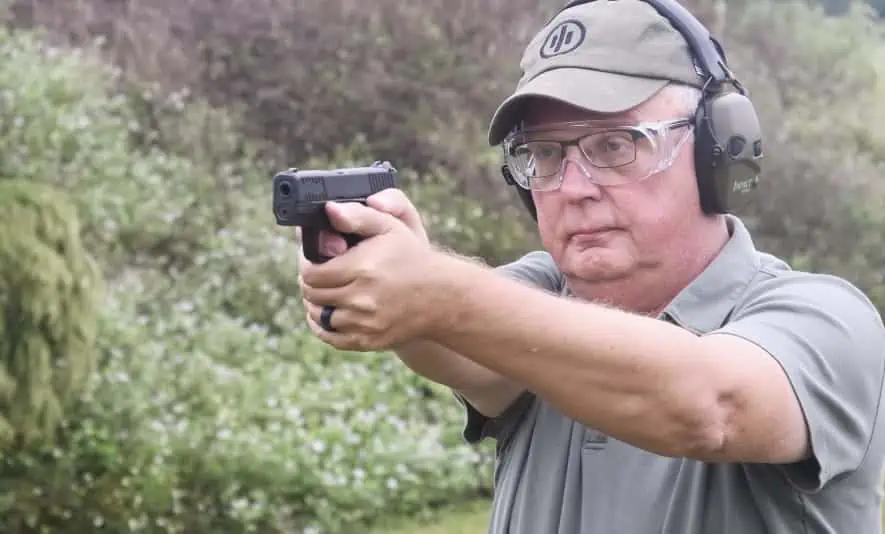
[272,161,399,263]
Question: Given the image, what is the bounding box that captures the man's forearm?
[392,339,492,389]
[393,339,524,416]
[426,254,727,458]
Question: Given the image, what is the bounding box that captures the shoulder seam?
[855,349,885,474]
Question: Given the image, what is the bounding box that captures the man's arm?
[335,190,558,420]
[391,250,564,418]
[425,254,885,469]
[392,339,524,416]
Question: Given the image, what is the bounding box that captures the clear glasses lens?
[504,120,691,191]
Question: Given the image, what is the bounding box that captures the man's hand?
[295,190,525,415]
[363,188,430,244]
[298,190,447,352]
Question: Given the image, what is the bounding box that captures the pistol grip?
[302,228,364,264]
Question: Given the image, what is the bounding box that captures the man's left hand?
[298,200,449,352]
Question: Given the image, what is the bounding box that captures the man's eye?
[529,143,559,160]
[597,134,632,153]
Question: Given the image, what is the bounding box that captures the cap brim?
[487,68,669,145]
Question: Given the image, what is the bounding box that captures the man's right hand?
[298,186,523,418]
[342,188,524,418]
[365,189,430,244]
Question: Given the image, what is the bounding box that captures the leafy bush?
[0,180,102,450]
[5,0,550,256]
[0,27,494,534]
[702,1,885,309]
[0,298,490,533]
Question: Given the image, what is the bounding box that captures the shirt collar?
[660,215,762,334]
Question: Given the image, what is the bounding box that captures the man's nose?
[558,151,603,200]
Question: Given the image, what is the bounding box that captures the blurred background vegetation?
[0,0,882,532]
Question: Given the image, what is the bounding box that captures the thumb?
[367,189,424,231]
[325,201,396,238]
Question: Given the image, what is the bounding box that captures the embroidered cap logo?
[539,19,587,58]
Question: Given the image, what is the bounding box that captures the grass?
[365,500,491,534]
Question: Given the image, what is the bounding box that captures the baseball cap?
[487,0,706,146]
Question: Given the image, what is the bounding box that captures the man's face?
[518,90,704,287]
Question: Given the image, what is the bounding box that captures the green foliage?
[366,500,490,534]
[0,303,491,533]
[819,0,885,17]
[679,0,885,311]
[710,1,885,310]
[0,180,102,450]
[4,0,550,258]
[0,25,494,534]
[0,30,236,279]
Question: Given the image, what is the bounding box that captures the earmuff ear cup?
[694,90,764,215]
[693,93,721,215]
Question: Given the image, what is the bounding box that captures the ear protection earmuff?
[500,0,764,219]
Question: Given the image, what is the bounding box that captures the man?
[298,0,885,532]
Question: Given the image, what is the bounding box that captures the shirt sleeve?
[456,250,564,445]
[708,271,885,493]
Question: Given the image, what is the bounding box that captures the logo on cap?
[539,19,586,58]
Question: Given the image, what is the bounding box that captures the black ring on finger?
[320,305,337,332]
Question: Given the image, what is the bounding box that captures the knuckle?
[365,316,387,335]
[355,262,378,281]
[351,295,379,314]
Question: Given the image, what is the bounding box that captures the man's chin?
[559,249,634,284]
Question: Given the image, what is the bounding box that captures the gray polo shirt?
[460,215,885,533]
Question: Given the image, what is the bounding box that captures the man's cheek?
[536,217,562,255]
